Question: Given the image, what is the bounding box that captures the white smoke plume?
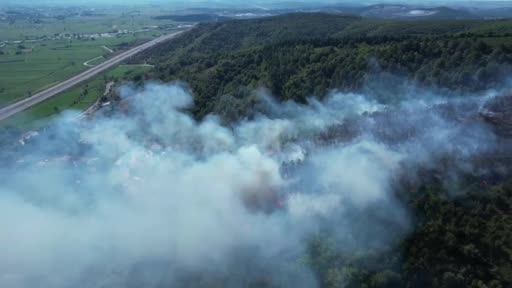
[0,82,500,287]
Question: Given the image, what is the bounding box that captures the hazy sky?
[4,0,512,6]
[2,0,512,10]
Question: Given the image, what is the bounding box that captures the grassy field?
[0,5,181,108]
[0,5,184,129]
[0,10,176,41]
[0,31,161,107]
[0,64,152,130]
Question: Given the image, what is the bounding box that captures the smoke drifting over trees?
[0,79,507,287]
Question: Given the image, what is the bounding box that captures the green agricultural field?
[0,31,157,107]
[1,64,152,130]
[0,12,176,41]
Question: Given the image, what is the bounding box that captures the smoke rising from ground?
[0,82,500,287]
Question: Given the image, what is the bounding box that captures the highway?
[0,30,186,121]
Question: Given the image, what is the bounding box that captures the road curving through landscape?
[0,30,187,121]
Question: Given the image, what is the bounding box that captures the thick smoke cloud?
[0,82,499,287]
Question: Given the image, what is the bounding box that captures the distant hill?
[157,3,512,22]
[357,4,477,19]
[471,7,512,19]
[153,14,231,23]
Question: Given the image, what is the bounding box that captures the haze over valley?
[1,1,512,288]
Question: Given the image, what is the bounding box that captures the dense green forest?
[136,13,512,119]
[306,178,512,288]
[132,13,512,288]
